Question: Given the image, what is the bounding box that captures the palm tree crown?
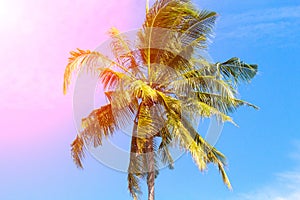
[63,0,258,199]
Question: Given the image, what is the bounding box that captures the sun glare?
[0,0,23,29]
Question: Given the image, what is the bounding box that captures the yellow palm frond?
[64,1,258,197]
[131,80,158,106]
[81,104,117,147]
[169,75,237,99]
[194,134,232,189]
[184,98,236,124]
[195,92,259,114]
[71,134,85,168]
[63,48,136,95]
[156,89,233,185]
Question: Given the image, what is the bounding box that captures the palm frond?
[71,135,85,168]
[158,142,174,169]
[128,173,141,200]
[182,114,232,187]
[156,91,208,169]
[131,80,158,106]
[64,49,104,94]
[108,27,144,77]
[138,0,216,74]
[157,120,174,169]
[194,134,232,189]
[99,68,129,90]
[81,104,117,147]
[179,10,217,47]
[156,90,233,184]
[195,92,259,114]
[109,27,132,62]
[216,57,258,84]
[184,98,235,124]
[63,48,136,95]
[169,75,237,99]
[109,91,138,129]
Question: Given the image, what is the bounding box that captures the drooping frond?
[63,48,135,95]
[128,173,141,200]
[128,125,147,199]
[158,142,174,169]
[136,102,166,152]
[108,88,138,129]
[99,68,129,90]
[81,104,117,147]
[136,103,153,149]
[157,119,174,169]
[165,108,208,170]
[194,134,232,189]
[71,134,85,168]
[156,90,233,186]
[156,91,207,169]
[216,57,258,84]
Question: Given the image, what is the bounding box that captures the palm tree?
[63,0,258,199]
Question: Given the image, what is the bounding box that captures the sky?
[0,0,299,199]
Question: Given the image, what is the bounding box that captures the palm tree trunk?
[146,137,155,200]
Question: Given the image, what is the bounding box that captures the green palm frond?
[182,116,232,188]
[184,98,235,124]
[169,75,237,99]
[216,57,258,84]
[178,10,217,47]
[194,134,231,189]
[156,91,207,169]
[165,107,208,170]
[195,92,259,114]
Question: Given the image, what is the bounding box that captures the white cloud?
[216,6,300,46]
[230,142,300,200]
[220,6,300,26]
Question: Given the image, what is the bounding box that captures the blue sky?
[1,0,299,199]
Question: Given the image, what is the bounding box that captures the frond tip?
[217,57,258,84]
[71,135,85,169]
[63,48,92,95]
[63,48,119,95]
